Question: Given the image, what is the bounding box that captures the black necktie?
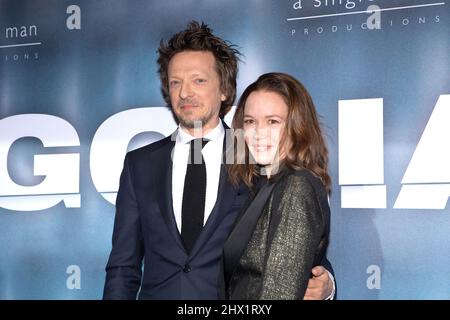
[181,138,209,254]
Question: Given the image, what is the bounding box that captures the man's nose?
[179,82,193,99]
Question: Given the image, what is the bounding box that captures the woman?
[222,72,331,300]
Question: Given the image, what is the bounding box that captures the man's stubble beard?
[176,106,218,129]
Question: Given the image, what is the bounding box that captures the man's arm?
[103,154,144,300]
[304,181,335,300]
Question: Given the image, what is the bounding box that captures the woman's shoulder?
[280,169,327,199]
[282,168,322,185]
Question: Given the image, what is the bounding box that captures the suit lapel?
[188,122,237,257]
[189,163,236,257]
[155,135,185,251]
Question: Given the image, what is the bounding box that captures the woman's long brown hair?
[228,72,331,194]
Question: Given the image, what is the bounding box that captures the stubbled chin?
[178,114,207,129]
[178,109,195,116]
[177,109,198,119]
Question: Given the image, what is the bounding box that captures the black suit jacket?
[103,124,250,299]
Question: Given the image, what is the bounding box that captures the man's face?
[168,50,226,133]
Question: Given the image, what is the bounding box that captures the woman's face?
[243,90,289,174]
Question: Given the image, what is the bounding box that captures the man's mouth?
[179,103,197,109]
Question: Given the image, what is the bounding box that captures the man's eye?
[195,79,206,84]
[169,80,180,87]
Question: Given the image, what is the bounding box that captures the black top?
[222,169,330,300]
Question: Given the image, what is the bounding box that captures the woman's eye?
[268,119,280,124]
[244,119,254,124]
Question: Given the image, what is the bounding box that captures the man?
[103,21,334,300]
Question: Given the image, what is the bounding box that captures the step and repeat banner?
[1,0,449,299]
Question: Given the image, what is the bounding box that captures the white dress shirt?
[172,122,225,233]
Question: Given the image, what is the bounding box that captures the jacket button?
[183,264,191,273]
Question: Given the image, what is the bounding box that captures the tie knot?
[188,138,209,164]
[189,138,210,150]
